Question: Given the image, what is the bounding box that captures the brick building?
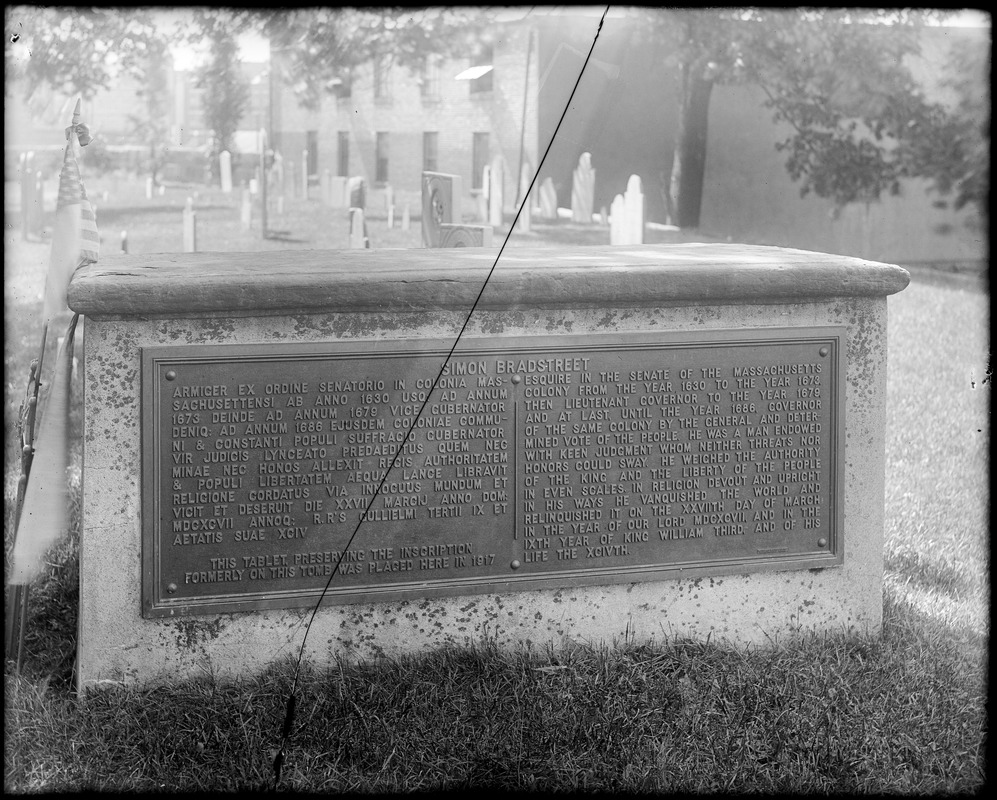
[270,17,539,216]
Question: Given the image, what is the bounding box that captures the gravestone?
[402,203,411,232]
[146,176,154,200]
[348,176,367,210]
[609,194,626,245]
[70,244,909,689]
[439,223,493,247]
[349,208,368,249]
[488,155,505,228]
[539,177,558,220]
[478,165,491,223]
[421,171,462,248]
[624,175,644,245]
[219,151,232,194]
[182,197,197,252]
[385,185,395,229]
[19,153,34,239]
[571,152,595,224]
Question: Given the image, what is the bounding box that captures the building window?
[472,132,489,190]
[374,55,393,102]
[421,55,441,102]
[470,44,493,94]
[423,132,438,173]
[337,132,349,177]
[333,71,352,99]
[376,132,389,184]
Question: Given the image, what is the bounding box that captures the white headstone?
[609,194,625,245]
[349,208,367,249]
[182,197,197,252]
[385,184,394,228]
[145,177,154,200]
[539,177,557,220]
[249,178,259,195]
[488,155,504,228]
[219,151,232,193]
[624,174,644,245]
[571,152,595,224]
[402,203,410,231]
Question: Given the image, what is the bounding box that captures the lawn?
[3,175,989,792]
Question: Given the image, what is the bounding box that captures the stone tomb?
[68,244,908,689]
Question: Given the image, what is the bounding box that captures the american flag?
[41,119,98,321]
[10,104,97,589]
[57,143,99,264]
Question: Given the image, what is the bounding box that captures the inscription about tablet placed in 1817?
[142,329,844,617]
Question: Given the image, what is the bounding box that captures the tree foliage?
[191,10,251,173]
[5,6,164,102]
[258,7,490,110]
[644,8,988,226]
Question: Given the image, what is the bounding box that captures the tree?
[127,36,172,185]
[6,7,177,183]
[643,8,988,228]
[258,7,490,110]
[5,6,159,102]
[191,11,252,181]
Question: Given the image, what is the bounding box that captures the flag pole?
[5,97,95,671]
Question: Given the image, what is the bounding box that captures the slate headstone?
[348,176,366,210]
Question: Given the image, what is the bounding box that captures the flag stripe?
[55,139,99,266]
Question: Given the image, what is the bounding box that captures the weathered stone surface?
[70,244,910,318]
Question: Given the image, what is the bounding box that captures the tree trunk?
[670,69,714,230]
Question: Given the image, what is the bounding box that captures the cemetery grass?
[4,184,990,793]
